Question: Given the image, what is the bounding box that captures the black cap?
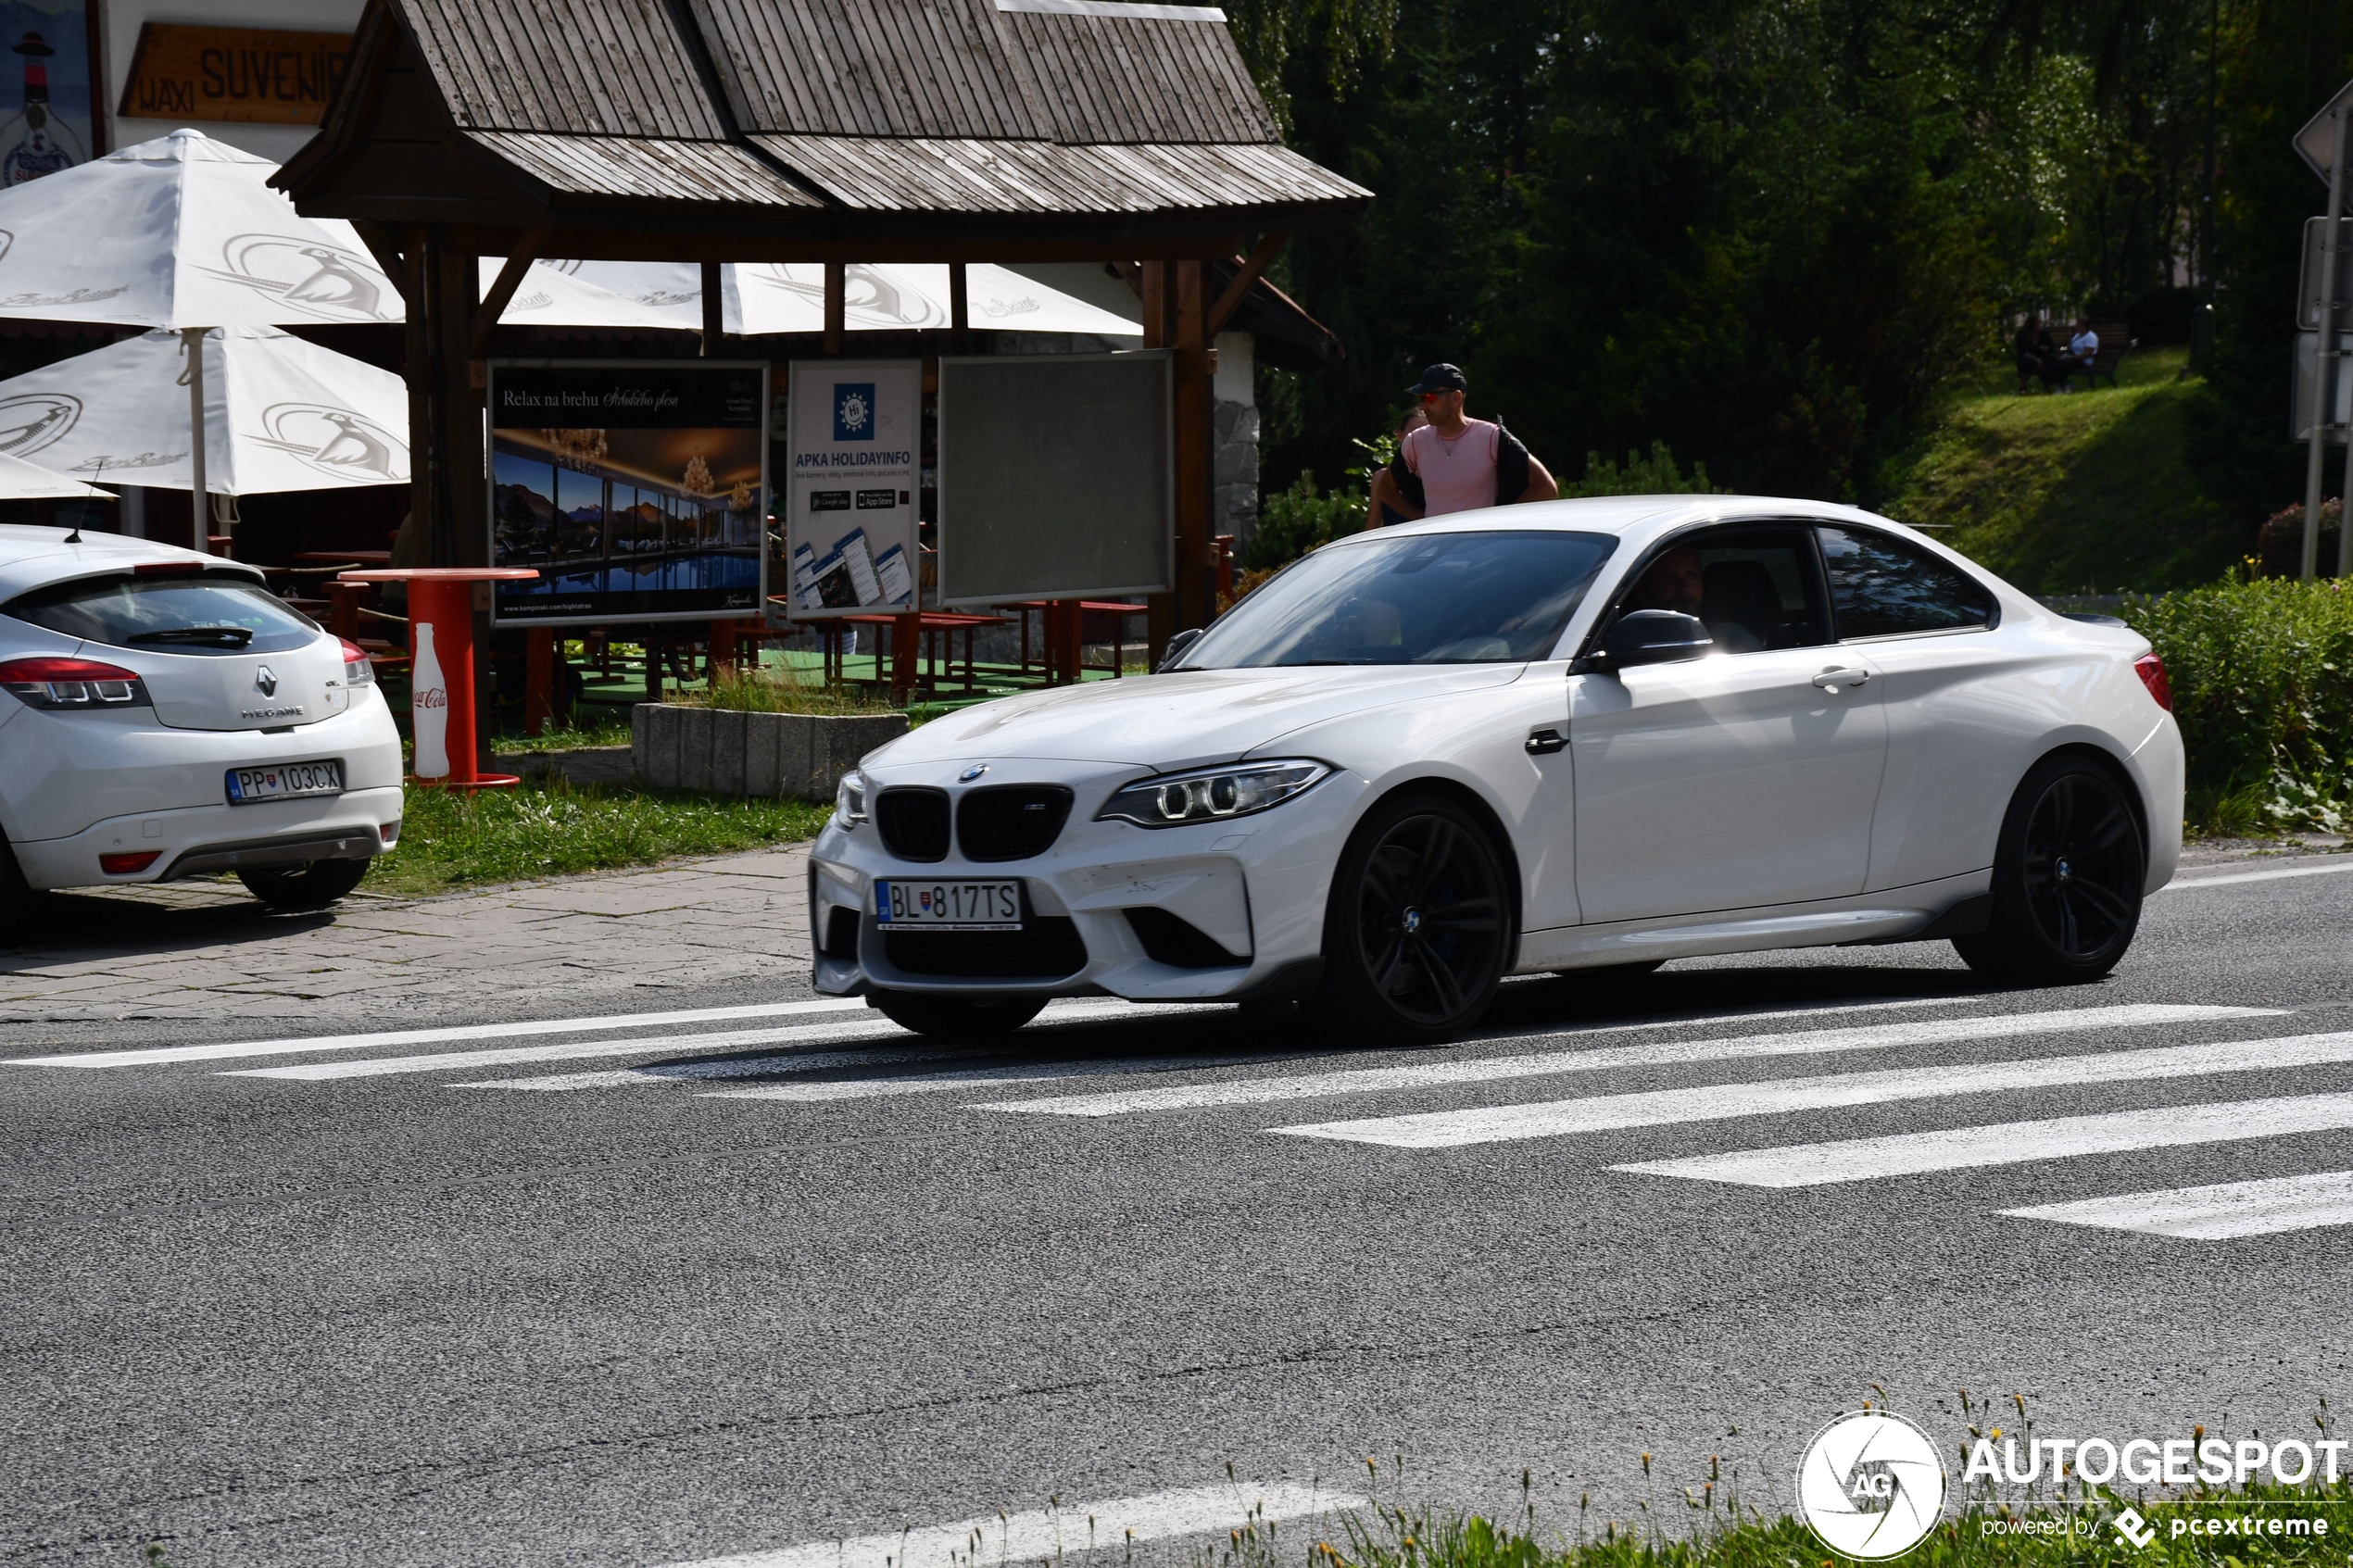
[1403,363,1466,395]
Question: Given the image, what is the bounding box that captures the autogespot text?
[1964,1436,2352,1487]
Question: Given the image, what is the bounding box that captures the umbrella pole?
[182,326,209,553]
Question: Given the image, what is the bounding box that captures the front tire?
[238,857,371,910]
[1954,754,2144,985]
[1317,793,1513,1046]
[870,990,1048,1037]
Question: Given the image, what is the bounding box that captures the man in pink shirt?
[1374,363,1558,523]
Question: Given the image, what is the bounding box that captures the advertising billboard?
[777,359,919,620]
[936,351,1171,607]
[487,360,767,627]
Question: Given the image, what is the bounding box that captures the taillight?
[2133,652,2173,712]
[0,656,150,709]
[339,638,374,687]
[380,821,401,847]
[98,851,159,875]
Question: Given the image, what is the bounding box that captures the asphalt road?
[2,851,2350,1567]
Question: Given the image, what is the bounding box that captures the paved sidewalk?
[0,847,814,1033]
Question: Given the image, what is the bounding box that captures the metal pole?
[182,326,208,551]
[2306,108,2351,581]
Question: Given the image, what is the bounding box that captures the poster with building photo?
[778,359,919,621]
[486,360,767,626]
[0,0,94,185]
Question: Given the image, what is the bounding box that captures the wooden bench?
[2019,322,2133,392]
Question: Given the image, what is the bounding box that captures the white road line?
[2156,859,2353,892]
[452,1045,963,1091]
[1270,1029,2353,1149]
[648,1483,1360,1568]
[2003,1167,2353,1238]
[1613,1094,2353,1185]
[225,1022,909,1082]
[2,998,872,1069]
[221,998,1217,1083]
[706,1052,1290,1104]
[975,1005,2276,1118]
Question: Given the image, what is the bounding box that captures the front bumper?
[808,757,1364,1000]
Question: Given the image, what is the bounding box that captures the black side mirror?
[1582,609,1712,672]
[1157,627,1205,671]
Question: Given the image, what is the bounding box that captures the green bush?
[1562,441,1715,498]
[1245,469,1370,571]
[2120,577,2353,834]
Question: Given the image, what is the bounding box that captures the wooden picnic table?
[838,609,1011,694]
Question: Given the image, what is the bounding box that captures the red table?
[338,568,539,788]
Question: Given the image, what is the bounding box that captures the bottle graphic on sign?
[410,622,449,779]
[0,32,84,187]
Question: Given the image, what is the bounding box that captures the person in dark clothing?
[2014,320,2065,392]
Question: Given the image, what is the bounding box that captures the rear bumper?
[13,786,403,891]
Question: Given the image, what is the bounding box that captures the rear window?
[1818,526,1998,639]
[1,571,321,655]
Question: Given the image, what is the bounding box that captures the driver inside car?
[1631,546,1772,654]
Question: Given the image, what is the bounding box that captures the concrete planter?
[633,704,909,801]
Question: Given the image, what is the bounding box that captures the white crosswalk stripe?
[648,1482,1360,1568]
[1611,1093,2353,1185]
[2001,1169,2353,1239]
[1269,1030,2353,1149]
[977,1004,2273,1119]
[705,1052,1291,1104]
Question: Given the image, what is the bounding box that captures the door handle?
[1811,667,1870,692]
[1525,727,1567,755]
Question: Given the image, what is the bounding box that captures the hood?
[874,664,1529,771]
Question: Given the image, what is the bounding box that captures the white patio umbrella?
[477,258,703,331]
[0,326,407,495]
[0,127,403,533]
[538,259,1140,337]
[0,450,114,499]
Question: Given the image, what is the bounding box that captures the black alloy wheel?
[869,989,1048,1038]
[238,857,371,910]
[1320,794,1512,1045]
[1955,755,2145,985]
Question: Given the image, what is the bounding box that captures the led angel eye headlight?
[1098,760,1329,828]
[835,771,868,826]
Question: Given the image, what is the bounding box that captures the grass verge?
[1208,1474,2353,1568]
[368,776,830,897]
[1876,349,2244,595]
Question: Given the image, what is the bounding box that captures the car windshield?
[1178,529,1617,669]
[1,571,321,656]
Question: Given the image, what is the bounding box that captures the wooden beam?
[350,219,415,311]
[469,229,544,353]
[824,260,845,355]
[950,260,970,355]
[1174,258,1211,634]
[1204,232,1287,337]
[700,259,724,355]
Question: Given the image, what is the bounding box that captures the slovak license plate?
[225,759,344,805]
[874,879,1022,931]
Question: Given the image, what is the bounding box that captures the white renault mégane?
[812,496,2183,1043]
[0,525,403,927]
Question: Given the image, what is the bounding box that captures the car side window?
[1609,526,1829,655]
[1818,526,1997,639]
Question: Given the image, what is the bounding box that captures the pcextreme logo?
[1795,1411,1948,1560]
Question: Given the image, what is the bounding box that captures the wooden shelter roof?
[278,0,1369,258]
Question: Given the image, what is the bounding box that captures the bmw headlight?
[835,771,868,827]
[1097,760,1329,828]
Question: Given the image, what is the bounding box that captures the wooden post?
[1055,598,1084,684]
[824,261,846,357]
[709,614,738,679]
[892,610,921,700]
[1140,261,1174,659]
[950,261,970,355]
[1172,258,1213,636]
[700,259,724,356]
[523,625,553,736]
[322,581,367,643]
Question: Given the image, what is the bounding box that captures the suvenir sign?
[117,24,351,126]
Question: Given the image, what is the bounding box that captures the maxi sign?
[486,360,768,627]
[777,359,919,621]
